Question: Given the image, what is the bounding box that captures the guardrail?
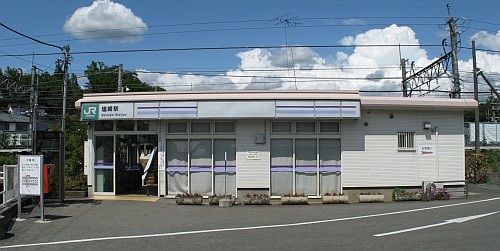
[1,165,17,208]
[421,180,468,201]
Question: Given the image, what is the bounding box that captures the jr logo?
[82,104,99,120]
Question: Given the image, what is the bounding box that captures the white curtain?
[295,139,317,195]
[190,139,212,195]
[214,139,236,195]
[320,139,341,194]
[271,139,293,195]
[167,139,188,195]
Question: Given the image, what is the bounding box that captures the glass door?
[94,136,114,195]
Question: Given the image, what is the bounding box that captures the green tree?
[84,61,163,93]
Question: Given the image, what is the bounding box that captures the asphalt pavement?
[1,183,499,251]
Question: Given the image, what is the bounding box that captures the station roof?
[75,90,477,111]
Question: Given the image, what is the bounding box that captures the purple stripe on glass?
[276,106,314,108]
[296,167,317,172]
[160,111,197,114]
[94,165,113,170]
[342,106,357,108]
[137,111,159,115]
[137,107,159,109]
[190,167,212,172]
[319,167,341,172]
[276,110,314,114]
[160,106,197,109]
[214,166,236,173]
[166,167,188,172]
[315,106,342,108]
[271,166,293,172]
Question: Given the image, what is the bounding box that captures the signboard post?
[18,155,47,223]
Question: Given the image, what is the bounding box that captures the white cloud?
[471,30,500,51]
[136,24,500,97]
[64,0,147,43]
[342,19,366,26]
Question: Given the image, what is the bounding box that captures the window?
[168,122,187,134]
[397,132,415,150]
[319,122,340,134]
[94,121,113,131]
[191,122,211,134]
[116,120,134,131]
[214,122,235,134]
[271,122,292,134]
[295,122,316,134]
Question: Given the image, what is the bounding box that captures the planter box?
[209,196,235,206]
[242,196,270,205]
[175,196,203,205]
[219,198,233,207]
[322,195,349,204]
[394,193,422,202]
[281,196,308,205]
[359,194,384,203]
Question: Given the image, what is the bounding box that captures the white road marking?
[374,211,499,237]
[1,197,499,249]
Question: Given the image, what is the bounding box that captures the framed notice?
[247,151,261,160]
[19,155,44,195]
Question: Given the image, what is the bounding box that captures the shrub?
[64,175,87,191]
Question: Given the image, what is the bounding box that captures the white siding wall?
[342,110,465,187]
[236,120,270,188]
[158,120,166,196]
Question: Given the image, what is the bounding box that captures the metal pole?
[30,66,36,154]
[40,156,45,222]
[401,58,408,97]
[224,151,227,195]
[59,45,70,204]
[448,12,461,98]
[472,41,480,154]
[118,64,123,92]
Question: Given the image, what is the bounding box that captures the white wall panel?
[236,120,270,188]
[342,110,465,187]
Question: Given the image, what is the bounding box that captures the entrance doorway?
[115,134,158,195]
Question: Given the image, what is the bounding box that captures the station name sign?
[82,103,134,120]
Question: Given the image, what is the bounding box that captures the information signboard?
[19,155,43,195]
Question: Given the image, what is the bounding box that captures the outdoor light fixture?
[423,122,432,130]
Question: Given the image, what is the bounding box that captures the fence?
[1,164,18,207]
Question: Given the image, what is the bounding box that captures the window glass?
[94,121,113,131]
[320,122,340,133]
[296,122,316,134]
[272,122,292,134]
[191,122,211,134]
[214,122,235,134]
[168,122,187,134]
[397,132,415,150]
[116,120,134,131]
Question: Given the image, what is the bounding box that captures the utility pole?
[59,45,70,204]
[401,58,408,97]
[118,64,123,92]
[447,4,461,98]
[30,65,36,154]
[472,41,480,154]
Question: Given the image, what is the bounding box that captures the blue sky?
[1,0,499,98]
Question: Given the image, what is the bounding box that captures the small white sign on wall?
[247,151,261,160]
[418,145,436,156]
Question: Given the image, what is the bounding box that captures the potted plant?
[393,188,422,202]
[281,193,308,205]
[429,188,452,201]
[242,193,270,205]
[358,192,384,203]
[208,194,236,206]
[175,192,203,205]
[322,192,349,204]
